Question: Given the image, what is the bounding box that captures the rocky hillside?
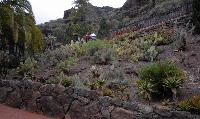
[39,0,192,43]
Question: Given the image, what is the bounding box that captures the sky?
[29,0,127,24]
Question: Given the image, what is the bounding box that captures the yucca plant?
[164,76,185,100]
[137,61,186,100]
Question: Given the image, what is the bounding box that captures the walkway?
[0,104,58,119]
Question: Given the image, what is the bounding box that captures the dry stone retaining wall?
[0,79,200,119]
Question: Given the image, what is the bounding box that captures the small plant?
[56,57,77,73]
[144,46,158,62]
[179,96,200,113]
[102,87,115,98]
[80,40,106,56]
[116,40,143,62]
[61,76,73,87]
[17,58,38,76]
[46,72,70,85]
[92,46,116,64]
[163,76,185,100]
[137,61,186,100]
[136,80,155,101]
[100,66,125,82]
[90,65,101,78]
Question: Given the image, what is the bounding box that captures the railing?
[111,2,193,37]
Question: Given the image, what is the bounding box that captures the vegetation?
[179,96,200,113]
[136,61,186,101]
[111,28,175,62]
[16,58,38,78]
[0,0,44,57]
[1,0,199,114]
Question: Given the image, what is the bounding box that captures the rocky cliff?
[39,0,192,42]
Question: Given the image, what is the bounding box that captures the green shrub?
[136,80,155,101]
[143,45,158,62]
[137,61,186,100]
[56,57,77,73]
[61,76,73,87]
[100,66,125,82]
[116,40,143,62]
[17,58,38,75]
[46,72,68,85]
[81,40,107,56]
[102,88,115,97]
[92,46,116,64]
[179,96,200,113]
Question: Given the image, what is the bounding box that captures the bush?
[17,58,38,76]
[61,76,73,87]
[143,45,158,62]
[144,28,175,46]
[179,96,200,113]
[92,46,116,64]
[136,80,155,101]
[56,57,77,73]
[137,61,186,100]
[116,39,143,62]
[46,72,66,84]
[100,66,125,82]
[81,40,106,56]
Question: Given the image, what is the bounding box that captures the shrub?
[144,28,174,46]
[179,96,200,113]
[143,46,158,62]
[56,57,77,73]
[17,58,38,76]
[61,76,73,87]
[80,40,106,56]
[137,61,186,100]
[136,80,155,101]
[46,72,67,85]
[92,46,116,64]
[102,88,115,97]
[36,43,81,67]
[116,40,143,62]
[90,65,101,78]
[100,66,125,82]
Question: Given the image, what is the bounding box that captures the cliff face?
[39,0,191,42]
[122,0,151,10]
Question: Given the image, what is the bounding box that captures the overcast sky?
[29,0,126,24]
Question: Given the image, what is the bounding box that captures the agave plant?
[163,76,185,100]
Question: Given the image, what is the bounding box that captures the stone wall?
[0,79,200,119]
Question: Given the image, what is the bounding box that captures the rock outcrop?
[1,79,200,119]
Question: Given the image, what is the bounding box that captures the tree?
[0,0,44,57]
[69,0,89,22]
[97,18,111,38]
[193,0,200,34]
[67,0,92,40]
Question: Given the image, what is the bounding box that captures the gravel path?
[0,104,58,119]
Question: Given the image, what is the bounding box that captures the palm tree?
[0,0,43,57]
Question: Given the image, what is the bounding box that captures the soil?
[67,35,200,103]
[0,104,60,119]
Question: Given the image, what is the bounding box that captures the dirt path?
[0,104,58,119]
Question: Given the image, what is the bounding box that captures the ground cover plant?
[136,61,186,101]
